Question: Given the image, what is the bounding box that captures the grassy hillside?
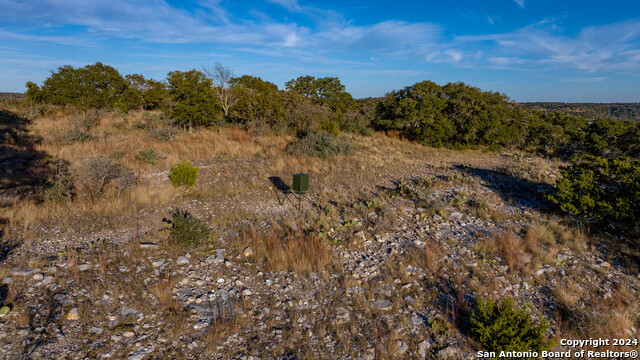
[0,101,638,359]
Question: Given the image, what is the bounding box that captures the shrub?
[287,130,353,159]
[471,297,551,354]
[168,160,199,188]
[547,155,640,228]
[61,127,92,145]
[109,150,125,160]
[135,148,160,165]
[169,209,209,247]
[74,156,137,199]
[42,160,74,202]
[319,118,340,136]
[149,126,178,141]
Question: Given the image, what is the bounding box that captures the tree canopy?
[26,63,129,111]
[166,69,222,128]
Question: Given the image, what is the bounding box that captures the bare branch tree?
[203,62,237,117]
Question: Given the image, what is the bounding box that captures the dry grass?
[242,228,331,274]
[152,272,180,311]
[560,284,639,352]
[423,239,442,275]
[29,110,285,168]
[2,176,179,229]
[476,229,539,274]
[552,283,579,308]
[203,317,237,353]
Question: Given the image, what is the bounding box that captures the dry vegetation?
[1,103,639,359]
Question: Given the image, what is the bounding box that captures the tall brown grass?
[242,228,331,274]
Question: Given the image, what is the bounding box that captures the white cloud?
[266,0,303,13]
[444,49,462,62]
[1,0,639,76]
[0,0,441,58]
[0,28,93,47]
[562,77,607,83]
[456,19,640,73]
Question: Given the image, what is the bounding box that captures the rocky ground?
[1,131,639,360]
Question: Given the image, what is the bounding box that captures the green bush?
[169,209,209,247]
[287,130,353,159]
[547,155,640,227]
[42,160,74,202]
[135,148,160,165]
[166,69,222,128]
[471,298,551,354]
[168,160,199,188]
[320,118,340,136]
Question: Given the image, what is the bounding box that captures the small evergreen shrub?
[471,297,551,354]
[168,160,199,188]
[320,119,340,136]
[547,155,640,228]
[169,209,209,247]
[135,147,160,165]
[287,130,353,159]
[42,160,74,202]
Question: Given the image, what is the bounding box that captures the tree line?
[521,102,640,122]
[24,62,640,231]
[25,62,370,136]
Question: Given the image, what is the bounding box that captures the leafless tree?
[203,62,237,117]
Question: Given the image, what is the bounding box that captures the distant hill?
[519,102,640,122]
[0,92,26,100]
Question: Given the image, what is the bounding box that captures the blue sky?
[1,0,639,101]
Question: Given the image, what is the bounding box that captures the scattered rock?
[10,268,40,276]
[370,300,393,311]
[243,247,254,257]
[139,242,159,249]
[67,308,79,320]
[333,307,350,324]
[128,345,155,360]
[392,340,408,356]
[152,259,164,268]
[121,307,139,317]
[437,346,457,359]
[418,339,433,358]
[177,256,189,265]
[558,269,566,276]
[78,264,92,271]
